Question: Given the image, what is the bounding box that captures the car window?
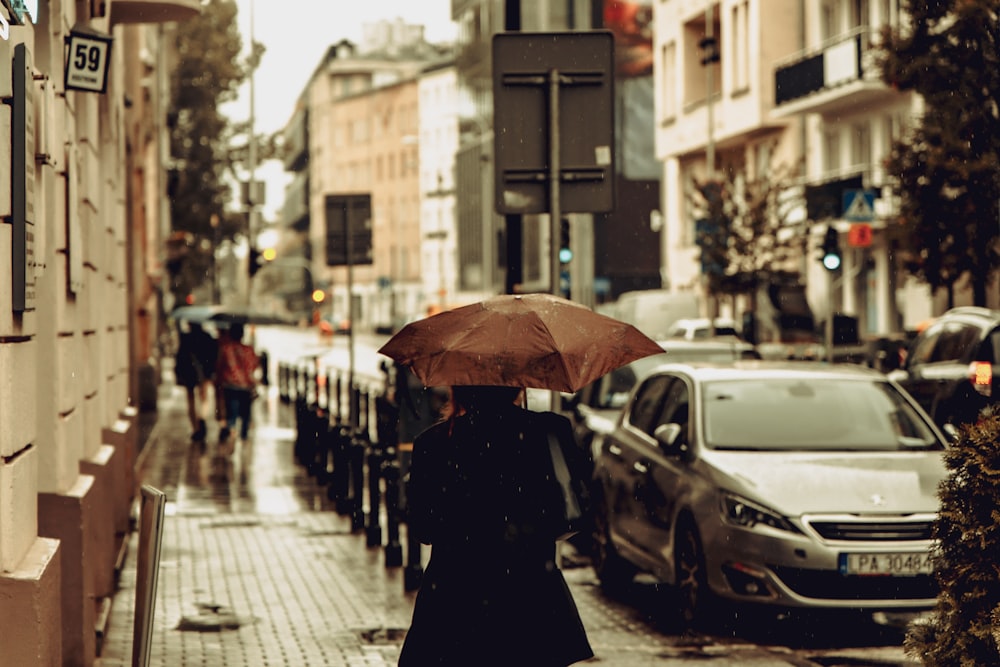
[652,378,689,439]
[985,328,1000,363]
[627,374,672,435]
[932,323,981,362]
[596,365,638,409]
[908,325,942,366]
[702,378,941,451]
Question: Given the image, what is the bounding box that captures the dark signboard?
[324,194,372,267]
[492,31,615,215]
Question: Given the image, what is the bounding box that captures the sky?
[223,0,457,221]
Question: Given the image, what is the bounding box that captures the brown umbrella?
[377,293,665,393]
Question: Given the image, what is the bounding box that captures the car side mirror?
[942,423,961,443]
[653,423,688,457]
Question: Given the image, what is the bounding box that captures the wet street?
[98,328,923,666]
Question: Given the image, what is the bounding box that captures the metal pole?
[548,68,562,296]
[346,202,356,419]
[705,6,718,334]
[705,6,715,177]
[481,135,493,297]
[827,272,836,363]
[246,0,258,307]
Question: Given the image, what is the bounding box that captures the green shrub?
[905,414,1000,665]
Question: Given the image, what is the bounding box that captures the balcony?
[109,0,201,25]
[772,28,898,117]
[283,107,308,172]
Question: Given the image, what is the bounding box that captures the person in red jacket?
[214,323,259,444]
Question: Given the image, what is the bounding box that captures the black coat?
[175,328,218,388]
[398,404,593,667]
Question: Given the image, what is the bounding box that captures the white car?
[591,361,947,626]
[664,317,741,341]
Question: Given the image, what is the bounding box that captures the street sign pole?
[548,68,561,295]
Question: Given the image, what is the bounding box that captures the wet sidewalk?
[96,376,417,666]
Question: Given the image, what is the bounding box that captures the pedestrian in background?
[215,323,259,446]
[397,384,594,667]
[174,320,218,442]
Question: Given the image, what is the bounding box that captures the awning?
[109,0,201,25]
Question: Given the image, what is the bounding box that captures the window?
[731,1,749,92]
[653,378,690,436]
[932,324,981,363]
[823,128,841,174]
[850,121,871,171]
[909,326,942,366]
[660,42,677,121]
[628,375,672,435]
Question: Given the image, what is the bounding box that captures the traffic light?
[819,225,842,271]
[249,246,262,277]
[558,217,572,264]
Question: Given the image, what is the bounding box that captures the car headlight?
[721,493,802,534]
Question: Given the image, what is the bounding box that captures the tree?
[878,1,1000,307]
[692,160,807,302]
[904,415,1000,665]
[167,0,247,304]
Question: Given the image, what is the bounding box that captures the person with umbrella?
[174,320,218,442]
[214,323,260,446]
[379,294,663,666]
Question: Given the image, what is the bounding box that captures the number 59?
[73,43,101,72]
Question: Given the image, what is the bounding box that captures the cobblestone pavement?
[97,370,918,666]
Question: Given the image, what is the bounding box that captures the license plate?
[840,552,934,576]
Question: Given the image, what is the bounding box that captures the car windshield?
[702,378,942,451]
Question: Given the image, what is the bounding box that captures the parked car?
[888,306,1000,430]
[590,361,947,626]
[664,317,740,341]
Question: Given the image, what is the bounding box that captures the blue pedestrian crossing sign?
[842,189,876,222]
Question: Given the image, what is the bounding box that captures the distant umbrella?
[170,305,291,327]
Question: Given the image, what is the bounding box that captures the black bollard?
[365,445,383,547]
[383,459,403,567]
[259,349,270,386]
[277,362,287,402]
[349,434,366,533]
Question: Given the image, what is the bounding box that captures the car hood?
[705,451,946,515]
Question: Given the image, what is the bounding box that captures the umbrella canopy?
[169,305,219,324]
[377,293,665,393]
[170,304,291,327]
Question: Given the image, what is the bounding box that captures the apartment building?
[654,0,803,310]
[417,60,465,312]
[282,30,447,331]
[656,0,995,334]
[0,0,196,663]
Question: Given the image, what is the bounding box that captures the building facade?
[655,0,997,336]
[0,0,195,664]
[417,60,464,312]
[281,30,447,331]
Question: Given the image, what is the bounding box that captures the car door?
[632,376,691,560]
[601,373,671,546]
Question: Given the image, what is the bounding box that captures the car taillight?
[969,361,993,397]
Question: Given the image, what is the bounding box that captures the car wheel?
[591,492,635,593]
[674,519,712,628]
